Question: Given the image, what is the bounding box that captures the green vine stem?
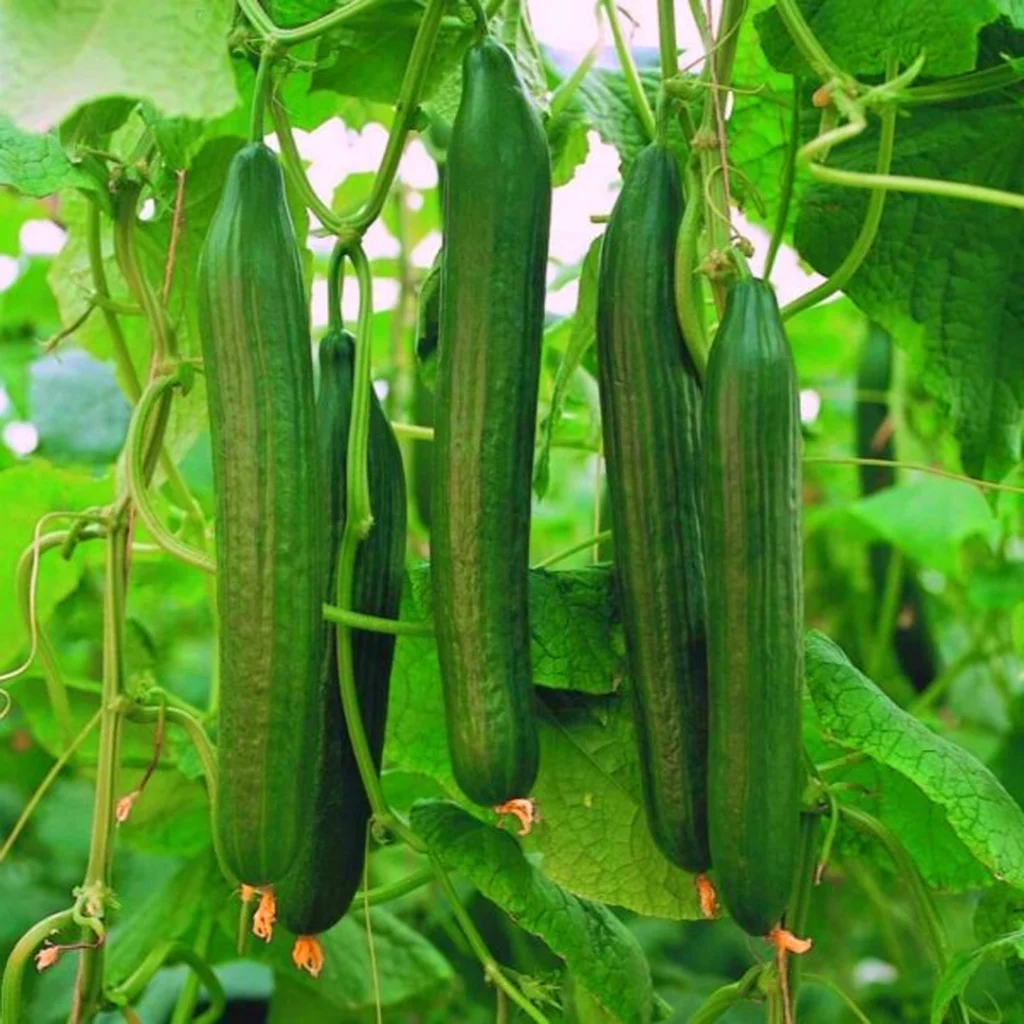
[359,867,434,907]
[688,964,765,1023]
[764,83,801,280]
[107,938,225,1024]
[238,0,387,46]
[549,38,601,121]
[804,455,1024,497]
[430,858,551,1024]
[0,708,102,865]
[801,975,873,1022]
[125,376,216,575]
[249,46,277,143]
[72,523,130,1017]
[902,61,1024,105]
[270,0,446,242]
[390,421,435,441]
[772,0,851,86]
[271,102,345,233]
[839,805,969,1024]
[86,199,195,516]
[694,0,749,311]
[501,0,521,50]
[328,243,547,1024]
[713,0,749,88]
[9,525,100,744]
[866,548,904,684]
[806,161,1024,213]
[86,197,143,403]
[533,530,613,570]
[112,181,176,365]
[339,0,448,237]
[674,160,710,374]
[322,604,434,638]
[2,909,77,1023]
[782,58,899,320]
[122,700,231,889]
[657,0,679,104]
[465,0,488,37]
[122,703,218,796]
[783,813,820,1019]
[599,0,656,142]
[168,918,221,1024]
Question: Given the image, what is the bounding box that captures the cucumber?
[432,36,550,807]
[197,142,324,887]
[703,277,803,936]
[856,322,937,692]
[595,144,710,872]
[277,329,406,938]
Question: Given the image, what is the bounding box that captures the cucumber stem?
[599,0,656,142]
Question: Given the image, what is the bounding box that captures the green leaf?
[975,883,1024,1004]
[529,693,701,920]
[806,631,1024,888]
[792,104,1024,479]
[547,108,591,188]
[0,0,238,133]
[0,461,110,666]
[387,564,701,920]
[313,12,470,108]
[0,190,45,255]
[0,258,60,336]
[104,854,218,987]
[534,237,601,500]
[846,476,996,578]
[411,799,657,1024]
[398,563,625,700]
[728,0,807,236]
[756,0,999,77]
[0,117,99,197]
[254,908,454,1014]
[931,926,1024,1023]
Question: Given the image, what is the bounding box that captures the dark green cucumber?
[704,278,803,936]
[595,144,710,873]
[432,36,550,807]
[197,142,324,887]
[856,322,937,692]
[277,329,406,938]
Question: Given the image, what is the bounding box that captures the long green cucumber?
[197,142,324,887]
[704,277,803,936]
[432,36,550,807]
[277,329,406,939]
[855,321,937,692]
[595,143,710,872]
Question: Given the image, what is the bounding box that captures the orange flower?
[292,936,324,977]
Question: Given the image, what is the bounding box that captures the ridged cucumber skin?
[855,322,937,692]
[431,37,550,807]
[197,142,324,887]
[704,278,803,936]
[277,330,406,937]
[595,144,710,873]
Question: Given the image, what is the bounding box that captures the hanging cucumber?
[704,278,803,937]
[276,328,406,957]
[856,322,937,693]
[197,142,324,887]
[595,144,710,873]
[432,36,551,807]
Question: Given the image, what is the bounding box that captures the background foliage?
[0,0,1023,1021]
